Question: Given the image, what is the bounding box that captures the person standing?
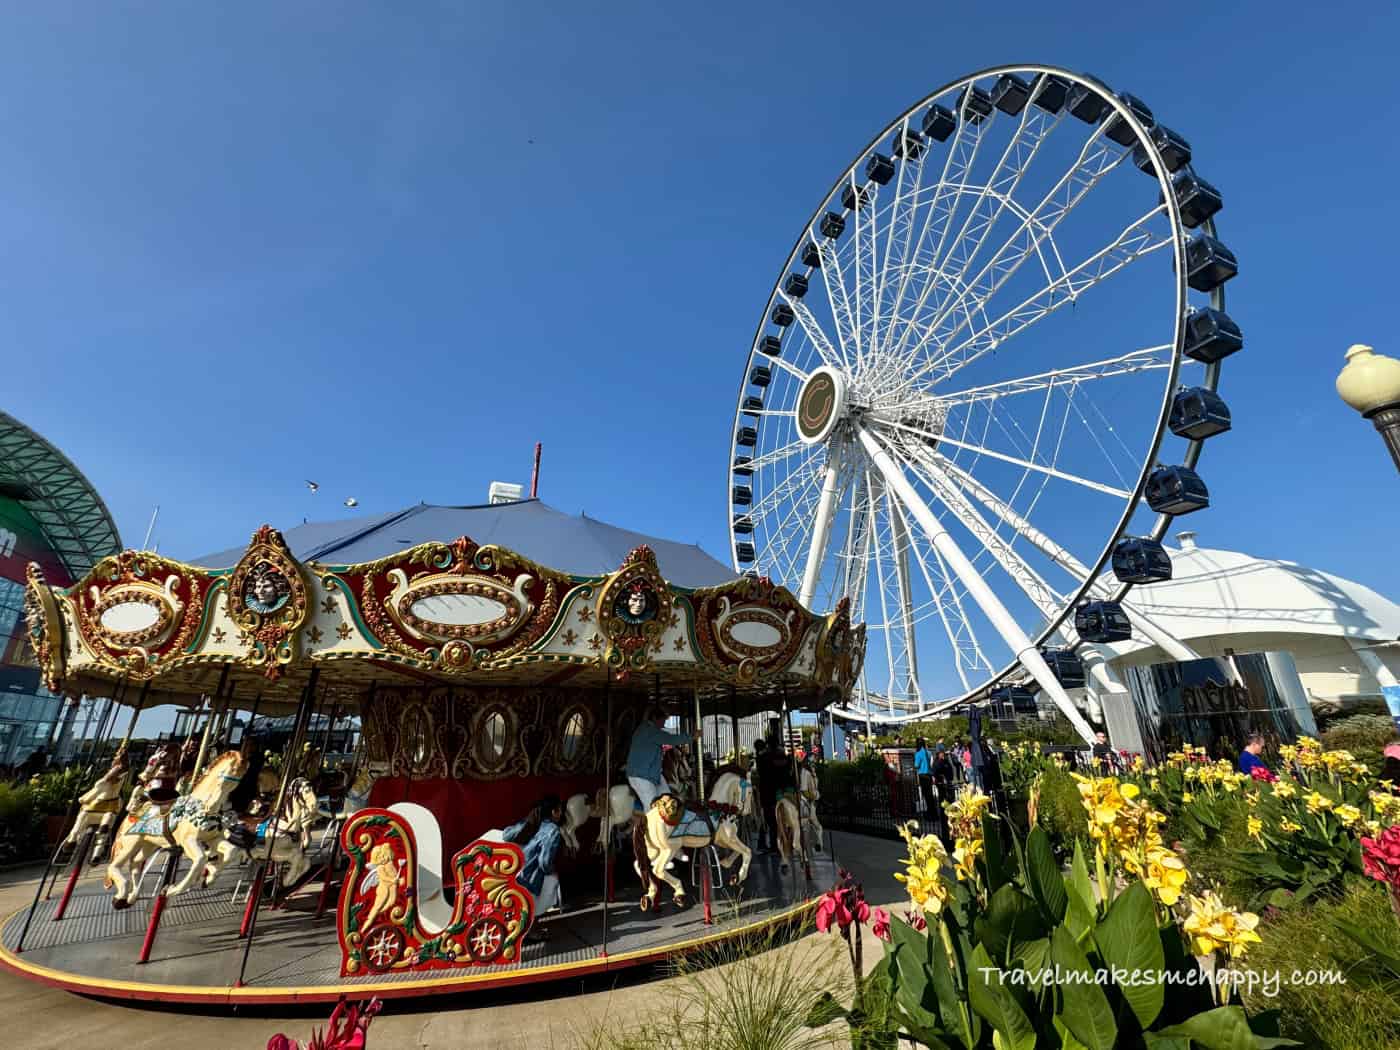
[1092,731,1117,772]
[913,737,935,822]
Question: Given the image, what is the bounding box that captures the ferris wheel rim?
[726,63,1231,712]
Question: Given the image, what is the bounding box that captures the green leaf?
[1142,1036,1190,1050]
[1334,917,1400,977]
[886,935,941,1037]
[1026,826,1068,923]
[1153,1006,1301,1049]
[1066,842,1097,942]
[1055,1015,1092,1050]
[1050,924,1117,1050]
[928,917,980,1049]
[892,1006,955,1050]
[804,990,849,1029]
[968,943,1037,1050]
[1093,881,1165,1029]
[1154,922,1214,1025]
[975,884,1047,965]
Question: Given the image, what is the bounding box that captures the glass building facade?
[1115,651,1319,763]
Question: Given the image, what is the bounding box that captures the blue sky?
[4,2,1400,703]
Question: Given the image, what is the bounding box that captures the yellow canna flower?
[1182,791,1195,803]
[1333,804,1364,827]
[1280,819,1303,833]
[1273,781,1297,799]
[1247,816,1263,842]
[1182,891,1263,960]
[1142,846,1189,906]
[1304,791,1334,813]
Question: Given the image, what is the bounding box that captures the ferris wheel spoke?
[923,205,1174,389]
[812,225,860,370]
[916,95,1065,350]
[749,448,822,523]
[900,130,1133,390]
[780,293,844,371]
[857,425,1097,742]
[889,493,977,692]
[851,179,886,376]
[765,353,813,384]
[759,456,830,583]
[880,112,989,374]
[871,416,1133,500]
[745,438,812,474]
[903,448,1064,621]
[797,449,846,608]
[882,344,1176,416]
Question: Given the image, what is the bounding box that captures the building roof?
[192,498,736,589]
[0,410,122,581]
[1106,534,1400,652]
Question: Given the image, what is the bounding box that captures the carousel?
[0,505,864,1005]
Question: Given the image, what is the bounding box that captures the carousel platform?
[0,848,837,1006]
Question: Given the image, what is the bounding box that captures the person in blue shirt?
[625,708,697,810]
[504,795,564,938]
[913,737,935,821]
[1238,733,1268,776]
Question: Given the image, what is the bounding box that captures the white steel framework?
[726,65,1237,741]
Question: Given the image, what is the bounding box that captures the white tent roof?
[1105,534,1400,654]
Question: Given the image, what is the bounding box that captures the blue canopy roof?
[192,499,737,589]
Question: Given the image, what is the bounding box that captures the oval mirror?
[406,708,432,770]
[561,712,586,761]
[481,711,507,763]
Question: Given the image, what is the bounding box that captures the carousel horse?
[566,745,694,855]
[319,765,377,823]
[639,793,750,912]
[798,763,824,851]
[773,787,806,874]
[208,777,322,890]
[104,749,248,908]
[61,744,130,858]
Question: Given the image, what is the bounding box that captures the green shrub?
[1033,765,1088,860]
[1238,878,1400,1050]
[1322,714,1397,777]
[0,781,43,864]
[25,767,91,816]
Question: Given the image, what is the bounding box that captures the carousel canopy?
[24,513,865,718]
[193,500,735,590]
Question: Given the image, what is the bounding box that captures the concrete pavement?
[0,833,907,1050]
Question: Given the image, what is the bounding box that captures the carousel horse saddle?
[665,807,714,841]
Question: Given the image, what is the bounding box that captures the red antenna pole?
[530,442,542,498]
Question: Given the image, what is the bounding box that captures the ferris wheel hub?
[796,366,848,445]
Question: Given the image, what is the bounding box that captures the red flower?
[1361,826,1400,888]
[854,899,870,925]
[1250,766,1278,783]
[902,908,927,932]
[815,890,852,933]
[871,907,891,942]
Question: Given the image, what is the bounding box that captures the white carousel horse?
[640,794,750,911]
[207,778,322,890]
[565,746,695,854]
[62,748,130,857]
[104,750,249,908]
[798,765,824,852]
[773,790,807,874]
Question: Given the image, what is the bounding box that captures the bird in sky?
[305,480,319,493]
[344,497,358,508]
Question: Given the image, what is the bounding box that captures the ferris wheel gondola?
[726,65,1240,740]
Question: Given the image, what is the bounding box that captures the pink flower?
[901,908,927,932]
[267,1037,300,1050]
[815,891,853,933]
[1250,766,1278,783]
[1362,826,1400,888]
[854,899,870,925]
[871,907,891,942]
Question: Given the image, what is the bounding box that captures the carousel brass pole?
[236,667,319,987]
[600,669,612,958]
[693,682,705,801]
[728,687,740,764]
[120,680,152,750]
[191,666,230,782]
[783,686,810,889]
[216,684,238,750]
[240,692,264,755]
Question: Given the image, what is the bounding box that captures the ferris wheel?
[727,65,1239,741]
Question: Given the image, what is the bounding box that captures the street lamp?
[1336,344,1400,473]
